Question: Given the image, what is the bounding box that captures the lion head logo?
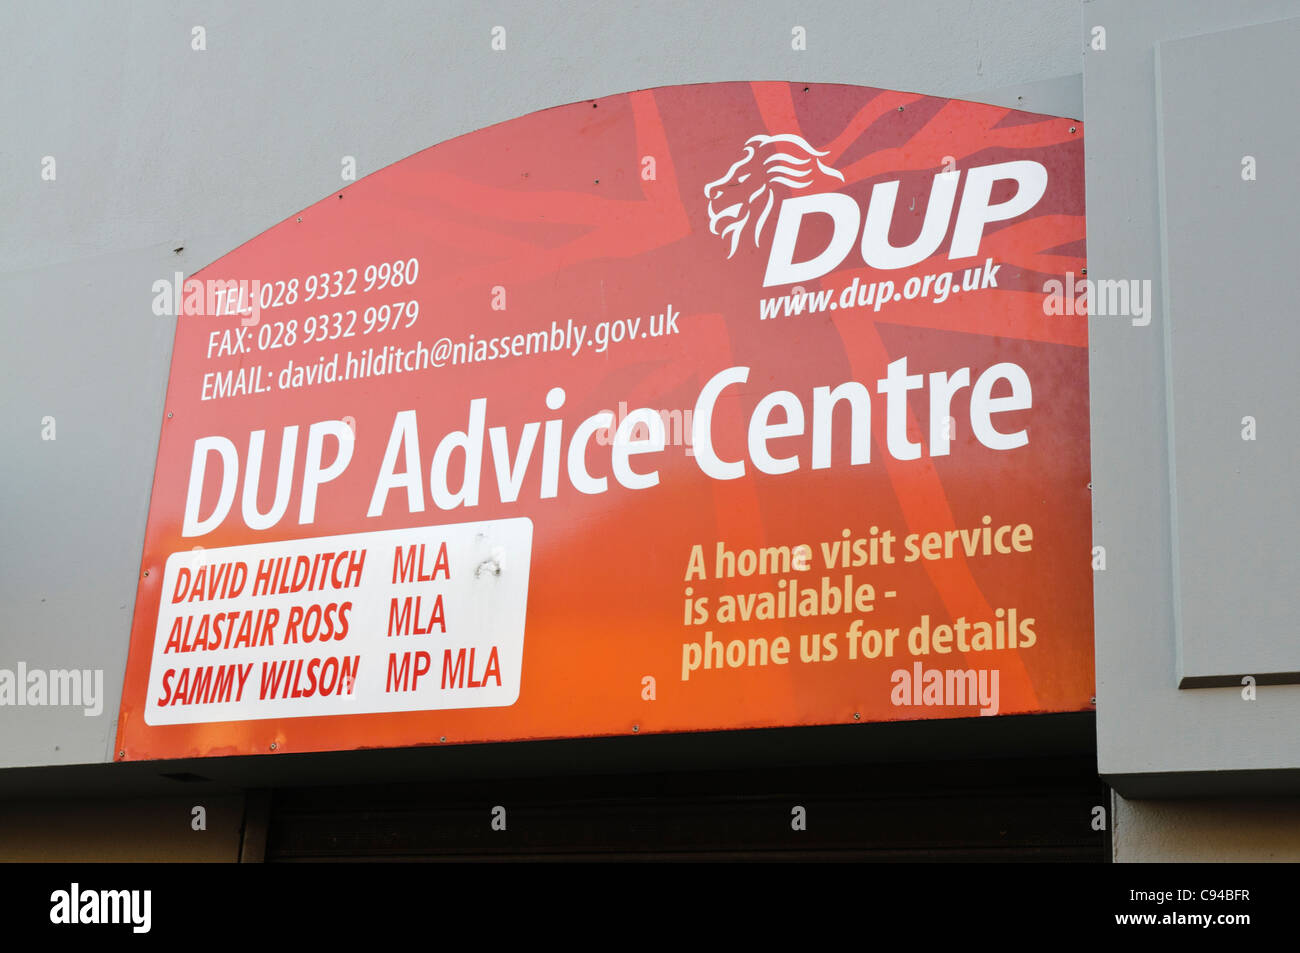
[703,133,845,259]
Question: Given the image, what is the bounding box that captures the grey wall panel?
[1086,0,1300,792]
[1155,19,1300,686]
[0,0,1083,771]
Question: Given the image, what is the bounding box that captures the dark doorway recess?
[266,754,1107,861]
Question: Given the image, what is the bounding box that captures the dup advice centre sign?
[116,81,1092,760]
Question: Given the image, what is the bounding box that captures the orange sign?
[116,81,1092,760]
